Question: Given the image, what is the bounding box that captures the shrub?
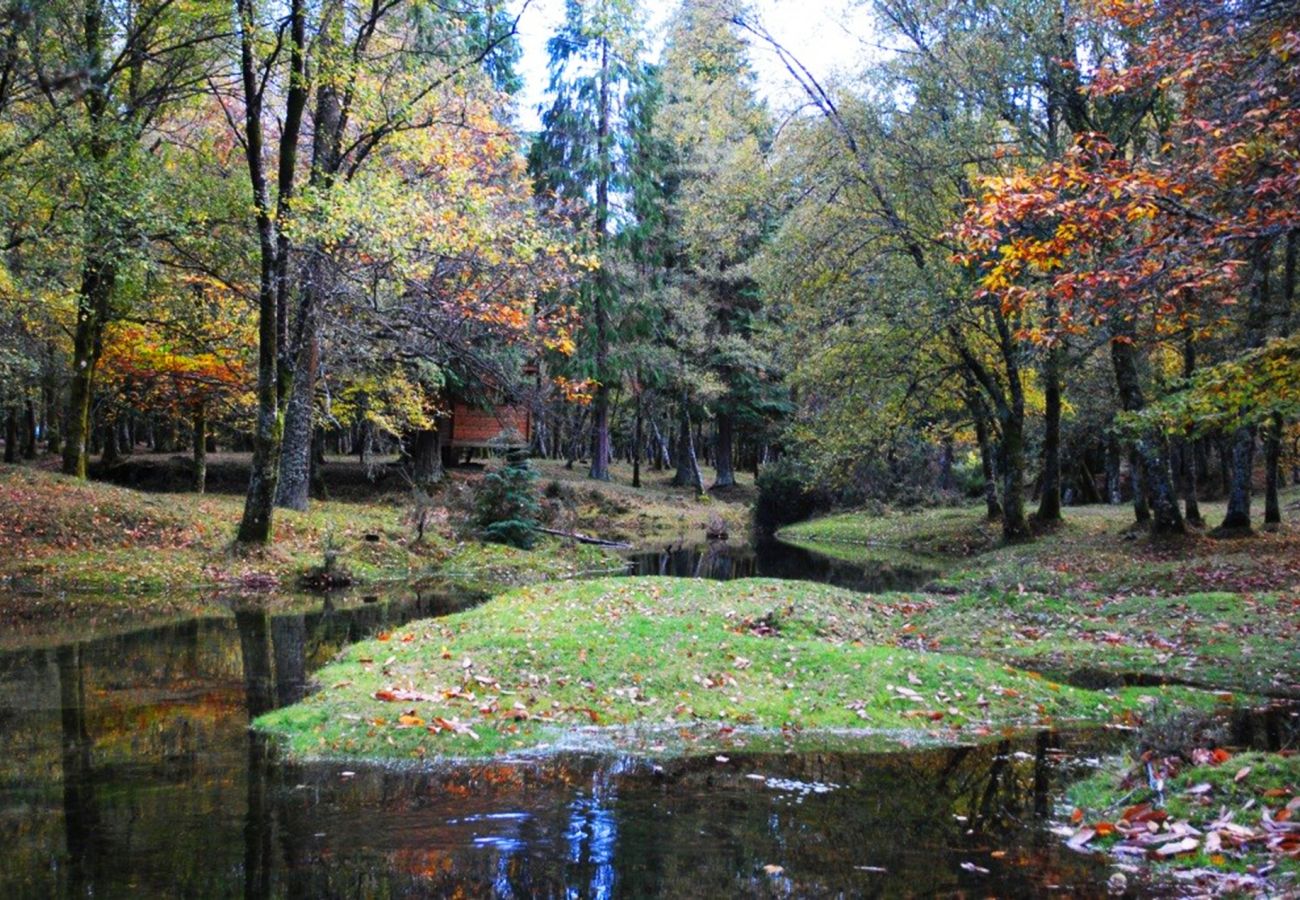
[754,457,823,533]
[474,454,541,549]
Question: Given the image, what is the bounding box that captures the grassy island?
[254,576,1232,761]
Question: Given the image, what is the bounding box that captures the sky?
[511,0,878,131]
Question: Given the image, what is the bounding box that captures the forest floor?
[0,462,621,600]
[0,453,746,644]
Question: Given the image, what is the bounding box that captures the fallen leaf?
[1067,827,1096,851]
[1154,837,1199,857]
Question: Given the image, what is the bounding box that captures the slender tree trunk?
[632,386,643,489]
[235,0,285,544]
[1263,414,1282,529]
[1178,339,1203,526]
[21,399,36,459]
[998,413,1031,539]
[63,258,114,478]
[652,419,669,470]
[673,410,693,487]
[1105,433,1122,504]
[1036,374,1062,519]
[970,394,1001,520]
[3,407,15,464]
[713,412,736,489]
[1036,302,1063,522]
[1110,334,1184,534]
[1219,238,1272,535]
[1130,448,1150,524]
[995,317,1031,540]
[277,10,341,511]
[193,406,207,494]
[673,405,703,494]
[1178,441,1203,527]
[62,2,114,480]
[588,38,613,482]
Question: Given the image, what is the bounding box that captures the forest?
[0,0,1298,896]
[0,0,1296,543]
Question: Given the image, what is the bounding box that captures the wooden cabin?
[444,402,531,456]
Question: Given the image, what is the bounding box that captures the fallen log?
[538,527,633,549]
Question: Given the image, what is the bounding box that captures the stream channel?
[0,538,1291,897]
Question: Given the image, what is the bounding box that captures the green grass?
[777,493,1300,698]
[254,576,1236,761]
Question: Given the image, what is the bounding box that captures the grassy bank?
[779,495,1300,698]
[531,458,755,546]
[254,576,1232,761]
[0,465,619,597]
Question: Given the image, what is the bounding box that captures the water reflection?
[3,572,1296,897]
[624,538,940,592]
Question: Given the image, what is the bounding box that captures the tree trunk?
[1178,340,1203,526]
[652,419,669,470]
[1105,433,1122,504]
[1219,238,1272,535]
[63,257,115,478]
[632,387,643,489]
[588,37,613,483]
[3,407,15,464]
[970,396,1001,520]
[410,427,444,487]
[589,388,611,481]
[998,412,1031,539]
[61,2,114,480]
[193,406,207,494]
[712,412,736,489]
[1110,333,1184,534]
[673,410,693,487]
[1178,441,1203,527]
[673,406,703,494]
[1036,338,1062,522]
[101,417,120,467]
[1263,414,1282,529]
[235,0,286,544]
[1219,426,1256,533]
[274,317,318,511]
[1130,448,1150,524]
[22,400,37,459]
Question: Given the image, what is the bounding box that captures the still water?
[0,543,1277,897]
[624,539,941,593]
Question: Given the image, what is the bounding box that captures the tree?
[657,0,776,490]
[956,0,1300,535]
[530,0,644,481]
[1,0,226,478]
[225,0,529,540]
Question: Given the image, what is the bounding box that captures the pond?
[623,538,941,592]
[0,540,1287,897]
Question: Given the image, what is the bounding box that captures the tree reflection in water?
[3,587,1294,897]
